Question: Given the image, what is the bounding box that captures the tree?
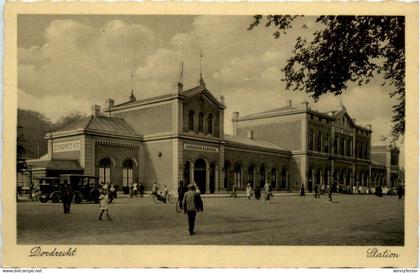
[17,109,52,159]
[17,125,29,174]
[53,112,87,131]
[248,15,405,139]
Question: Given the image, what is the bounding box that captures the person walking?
[139,182,145,198]
[328,184,333,202]
[254,186,261,200]
[263,181,272,201]
[314,184,319,199]
[182,184,203,235]
[397,184,404,200]
[98,188,112,221]
[231,184,238,198]
[246,182,252,200]
[300,184,305,197]
[61,183,72,214]
[177,181,186,209]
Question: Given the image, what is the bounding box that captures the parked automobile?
[36,174,100,203]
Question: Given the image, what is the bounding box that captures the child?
[98,188,112,221]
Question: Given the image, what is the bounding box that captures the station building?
[27,76,400,193]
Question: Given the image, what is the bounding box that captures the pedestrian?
[254,186,261,200]
[300,184,305,197]
[397,184,404,200]
[182,184,203,235]
[61,183,72,214]
[98,188,112,221]
[139,182,145,198]
[246,182,252,200]
[162,185,168,203]
[314,184,319,198]
[317,184,322,198]
[263,181,272,201]
[231,184,237,198]
[109,184,116,203]
[177,181,186,209]
[152,181,159,195]
[328,184,333,202]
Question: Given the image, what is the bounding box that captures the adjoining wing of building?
[27,77,401,194]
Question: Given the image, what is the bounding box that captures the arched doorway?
[259,164,266,188]
[234,163,242,190]
[307,168,313,193]
[99,158,112,184]
[209,162,217,194]
[281,167,287,190]
[315,169,321,187]
[247,164,255,188]
[194,159,207,193]
[224,161,231,190]
[184,161,191,186]
[323,169,329,186]
[271,168,277,190]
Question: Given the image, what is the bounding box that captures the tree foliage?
[248,15,405,138]
[17,109,87,160]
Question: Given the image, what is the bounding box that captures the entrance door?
[209,162,216,194]
[194,159,206,193]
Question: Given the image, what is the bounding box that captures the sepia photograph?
[3,2,418,268]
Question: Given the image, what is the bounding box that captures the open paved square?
[17,194,404,245]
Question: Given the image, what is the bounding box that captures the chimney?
[286,99,292,107]
[47,134,54,160]
[246,130,254,140]
[352,118,356,124]
[301,101,309,110]
[220,95,225,105]
[105,99,114,109]
[91,105,101,117]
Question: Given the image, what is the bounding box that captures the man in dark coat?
[183,184,203,235]
[61,183,72,214]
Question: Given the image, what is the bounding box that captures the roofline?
[224,140,291,156]
[105,93,180,112]
[183,86,226,110]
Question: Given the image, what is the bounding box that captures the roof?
[27,159,83,171]
[224,134,289,152]
[238,105,298,120]
[112,93,175,108]
[54,115,140,137]
[110,82,225,111]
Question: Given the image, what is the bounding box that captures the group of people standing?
[130,182,145,198]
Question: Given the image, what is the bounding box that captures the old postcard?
[3,1,418,268]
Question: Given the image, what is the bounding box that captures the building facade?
[27,78,400,193]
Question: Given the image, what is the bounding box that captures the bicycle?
[152,193,176,204]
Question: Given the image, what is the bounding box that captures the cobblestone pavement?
[17,194,404,245]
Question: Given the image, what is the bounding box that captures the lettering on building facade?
[53,140,81,153]
[184,144,219,153]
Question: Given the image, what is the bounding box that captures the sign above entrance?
[184,144,219,153]
[53,140,80,153]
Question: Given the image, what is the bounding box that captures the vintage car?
[36,174,100,203]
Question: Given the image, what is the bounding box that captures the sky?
[17,15,404,165]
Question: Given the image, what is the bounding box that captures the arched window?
[349,140,353,157]
[122,160,134,188]
[234,164,242,189]
[198,112,204,133]
[188,111,195,131]
[207,114,213,135]
[340,137,345,155]
[247,164,255,187]
[99,158,111,184]
[309,129,314,150]
[271,168,277,190]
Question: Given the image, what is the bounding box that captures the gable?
[334,111,355,129]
